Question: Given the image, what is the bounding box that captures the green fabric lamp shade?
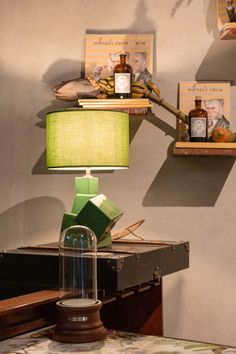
[46,109,129,170]
[46,109,129,248]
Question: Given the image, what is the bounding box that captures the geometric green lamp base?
[76,194,123,248]
[60,176,123,248]
[71,176,99,214]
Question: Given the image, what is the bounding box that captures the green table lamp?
[46,109,129,247]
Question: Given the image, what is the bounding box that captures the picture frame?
[178,81,231,141]
[85,33,153,82]
[217,0,236,39]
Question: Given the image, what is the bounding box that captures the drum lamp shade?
[46,109,129,170]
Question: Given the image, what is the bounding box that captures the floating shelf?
[78,98,153,115]
[173,142,236,157]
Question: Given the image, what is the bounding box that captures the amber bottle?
[114,54,132,99]
[188,96,208,142]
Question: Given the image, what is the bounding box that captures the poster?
[178,81,231,141]
[217,0,236,29]
[217,0,236,38]
[85,33,153,82]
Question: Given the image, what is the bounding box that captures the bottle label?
[190,117,207,137]
[115,73,131,93]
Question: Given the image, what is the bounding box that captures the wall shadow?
[143,140,235,207]
[171,0,216,34]
[195,38,236,85]
[195,0,236,85]
[171,0,236,84]
[141,0,236,207]
[33,59,84,175]
[171,0,195,17]
[143,112,235,207]
[0,197,65,251]
[145,111,177,139]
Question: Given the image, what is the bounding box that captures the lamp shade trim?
[48,166,129,170]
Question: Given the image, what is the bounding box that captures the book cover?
[85,34,153,82]
[178,81,231,141]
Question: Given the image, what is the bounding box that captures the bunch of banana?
[146,81,161,98]
[87,76,158,99]
[131,81,147,98]
[98,77,115,96]
[132,81,161,98]
[87,76,114,97]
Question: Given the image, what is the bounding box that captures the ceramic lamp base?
[52,299,107,343]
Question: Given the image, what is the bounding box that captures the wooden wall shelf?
[78,98,153,115]
[173,142,236,156]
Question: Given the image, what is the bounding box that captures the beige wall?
[1,0,236,346]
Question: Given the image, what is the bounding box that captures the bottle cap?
[195,96,201,100]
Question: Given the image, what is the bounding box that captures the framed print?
[178,81,231,141]
[217,0,236,39]
[85,33,153,82]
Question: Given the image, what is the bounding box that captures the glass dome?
[58,225,97,307]
[53,225,106,343]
